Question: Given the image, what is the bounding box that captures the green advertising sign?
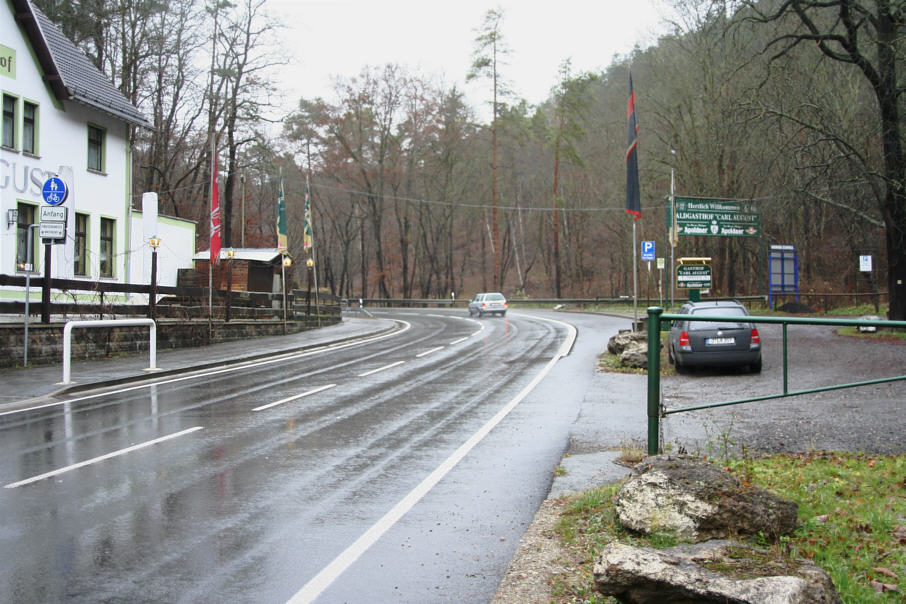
[677,264,712,289]
[668,196,760,238]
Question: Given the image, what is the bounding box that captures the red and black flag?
[625,72,641,219]
[210,150,221,264]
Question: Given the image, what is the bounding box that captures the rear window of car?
[689,306,747,330]
[486,293,505,301]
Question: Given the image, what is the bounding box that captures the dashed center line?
[8,318,482,491]
[4,426,204,489]
[357,361,406,377]
[253,384,338,411]
[416,346,444,358]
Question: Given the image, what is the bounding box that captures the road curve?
[0,309,590,603]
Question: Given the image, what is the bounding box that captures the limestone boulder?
[594,540,842,604]
[608,330,646,355]
[615,455,799,542]
[607,330,655,369]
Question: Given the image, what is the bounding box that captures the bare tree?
[216,0,284,247]
[742,0,906,319]
[468,8,510,289]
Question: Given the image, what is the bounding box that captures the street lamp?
[306,257,314,315]
[225,247,235,323]
[282,254,293,334]
[149,235,161,319]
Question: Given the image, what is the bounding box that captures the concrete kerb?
[548,451,630,499]
[0,320,402,413]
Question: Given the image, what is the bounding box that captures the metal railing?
[62,319,159,384]
[645,307,906,455]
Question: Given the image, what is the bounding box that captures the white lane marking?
[4,426,204,489]
[287,315,577,603]
[415,347,444,358]
[0,321,411,418]
[449,337,468,345]
[357,361,406,377]
[253,384,337,412]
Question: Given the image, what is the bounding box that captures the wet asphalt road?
[0,309,628,603]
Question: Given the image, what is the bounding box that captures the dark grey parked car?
[667,300,762,373]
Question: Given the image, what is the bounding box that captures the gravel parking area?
[662,324,906,455]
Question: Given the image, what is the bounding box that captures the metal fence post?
[647,306,663,456]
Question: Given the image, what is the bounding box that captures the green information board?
[677,264,712,289]
[668,197,760,238]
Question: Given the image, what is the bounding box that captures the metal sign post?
[657,257,665,307]
[23,224,40,366]
[39,177,70,324]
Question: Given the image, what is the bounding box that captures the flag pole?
[633,220,638,325]
[670,163,676,310]
[208,136,214,341]
[207,4,218,343]
[625,70,641,328]
[307,174,321,327]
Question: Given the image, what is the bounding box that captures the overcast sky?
[268,0,675,118]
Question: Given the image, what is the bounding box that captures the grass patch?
[617,440,647,465]
[819,303,889,317]
[551,452,906,603]
[837,325,906,341]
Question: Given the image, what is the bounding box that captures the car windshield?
[485,293,505,301]
[689,306,747,330]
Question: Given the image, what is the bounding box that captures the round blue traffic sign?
[42,177,69,206]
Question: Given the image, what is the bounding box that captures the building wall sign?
[0,158,55,196]
[672,197,761,238]
[0,44,14,78]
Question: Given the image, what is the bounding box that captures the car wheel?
[668,345,675,365]
[499,311,506,317]
[749,357,762,373]
[478,311,484,318]
[674,351,687,374]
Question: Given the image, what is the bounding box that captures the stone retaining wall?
[0,316,341,368]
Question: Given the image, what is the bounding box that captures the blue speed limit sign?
[42,177,69,206]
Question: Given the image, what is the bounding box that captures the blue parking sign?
[641,240,655,261]
[42,177,69,206]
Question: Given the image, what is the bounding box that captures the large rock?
[615,455,798,542]
[594,540,842,604]
[608,330,647,355]
[607,330,654,369]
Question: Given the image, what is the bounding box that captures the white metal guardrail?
[62,319,158,384]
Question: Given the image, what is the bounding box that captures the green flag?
[303,176,312,251]
[277,177,287,251]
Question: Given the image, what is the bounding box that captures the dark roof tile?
[14,0,150,128]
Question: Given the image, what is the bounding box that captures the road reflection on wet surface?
[0,309,583,602]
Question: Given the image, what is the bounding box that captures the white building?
[1,0,195,307]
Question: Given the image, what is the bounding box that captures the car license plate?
[706,337,735,345]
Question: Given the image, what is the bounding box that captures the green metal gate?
[645,307,906,455]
